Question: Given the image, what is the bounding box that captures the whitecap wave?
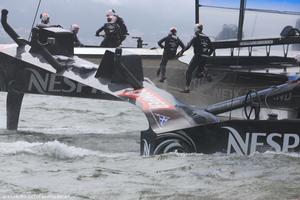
[264,150,300,158]
[0,140,97,159]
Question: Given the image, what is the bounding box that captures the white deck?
[74,47,164,56]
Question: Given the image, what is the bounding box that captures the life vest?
[162,35,180,59]
[168,35,179,52]
[193,33,212,56]
[104,23,120,39]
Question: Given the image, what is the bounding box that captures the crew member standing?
[106,9,128,44]
[157,27,185,82]
[179,24,213,93]
[95,15,121,47]
[71,24,84,47]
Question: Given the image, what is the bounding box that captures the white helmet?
[71,24,80,33]
[106,9,116,17]
[194,23,203,33]
[170,27,177,34]
[40,12,50,24]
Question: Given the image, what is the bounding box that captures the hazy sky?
[0,0,299,47]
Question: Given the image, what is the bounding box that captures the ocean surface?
[0,93,300,200]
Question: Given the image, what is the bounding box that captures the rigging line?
[199,4,300,16]
[28,0,42,41]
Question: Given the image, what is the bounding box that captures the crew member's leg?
[195,56,207,78]
[121,35,127,44]
[101,38,120,48]
[159,53,169,82]
[111,37,121,47]
[157,52,168,80]
[181,55,200,92]
[100,38,109,47]
[115,38,122,47]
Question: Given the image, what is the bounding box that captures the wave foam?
[0,140,97,159]
[264,150,300,158]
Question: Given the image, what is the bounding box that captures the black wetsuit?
[157,34,185,80]
[96,22,121,48]
[115,15,128,42]
[73,32,84,47]
[184,32,213,87]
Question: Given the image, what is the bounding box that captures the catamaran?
[0,2,300,155]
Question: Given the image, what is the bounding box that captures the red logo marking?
[119,88,175,111]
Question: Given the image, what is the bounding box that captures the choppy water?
[0,93,300,200]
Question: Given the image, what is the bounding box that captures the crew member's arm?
[206,36,214,55]
[95,26,104,36]
[178,38,185,54]
[184,37,194,51]
[177,37,194,56]
[36,24,62,29]
[74,34,84,47]
[157,36,167,48]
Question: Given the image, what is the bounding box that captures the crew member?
[179,24,213,93]
[36,12,50,28]
[71,24,84,47]
[36,12,61,28]
[95,15,121,47]
[106,9,128,44]
[157,27,185,82]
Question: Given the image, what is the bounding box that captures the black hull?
[141,119,300,155]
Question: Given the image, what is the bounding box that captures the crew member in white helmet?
[179,24,213,93]
[96,15,121,47]
[71,24,84,47]
[106,9,128,44]
[36,12,61,28]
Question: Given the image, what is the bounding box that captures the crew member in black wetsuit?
[157,27,185,82]
[71,24,84,47]
[95,15,121,47]
[106,9,129,44]
[179,24,213,93]
[36,12,50,28]
[36,12,62,29]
